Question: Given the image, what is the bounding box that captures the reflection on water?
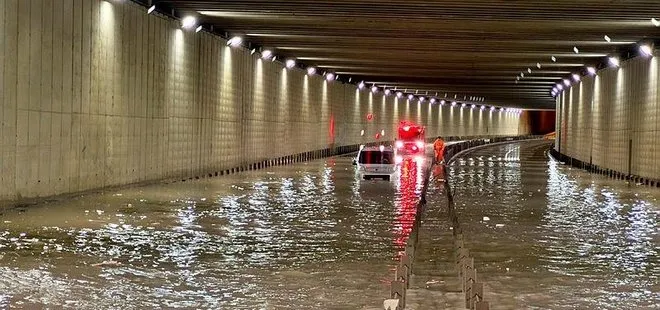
[0,155,428,309]
[449,140,660,309]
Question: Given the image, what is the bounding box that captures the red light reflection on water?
[394,158,419,250]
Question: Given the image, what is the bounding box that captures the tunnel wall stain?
[0,0,527,201]
[555,54,658,180]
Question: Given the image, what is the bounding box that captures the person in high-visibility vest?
[433,137,445,164]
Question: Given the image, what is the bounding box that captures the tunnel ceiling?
[155,0,660,109]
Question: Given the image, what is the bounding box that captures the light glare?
[228,36,242,47]
[285,59,296,69]
[640,45,653,56]
[181,16,196,29]
[609,57,620,67]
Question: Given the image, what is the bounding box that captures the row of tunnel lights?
[549,44,654,97]
[139,3,522,113]
[513,17,659,98]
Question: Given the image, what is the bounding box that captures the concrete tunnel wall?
[555,52,659,180]
[0,0,527,201]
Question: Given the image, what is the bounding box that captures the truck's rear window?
[359,151,394,164]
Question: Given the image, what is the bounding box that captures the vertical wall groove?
[555,54,659,179]
[0,0,527,201]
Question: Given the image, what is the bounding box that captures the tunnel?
[0,0,659,309]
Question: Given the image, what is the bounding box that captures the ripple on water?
[449,141,660,309]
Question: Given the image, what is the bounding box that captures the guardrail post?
[472,282,485,310]
[475,301,490,310]
[463,266,476,308]
[395,263,409,287]
[390,280,406,309]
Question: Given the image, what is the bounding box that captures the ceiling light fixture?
[181,16,196,29]
[573,46,579,54]
[551,56,557,62]
[285,59,296,69]
[563,79,570,86]
[358,81,365,89]
[609,56,620,67]
[652,18,660,27]
[307,67,316,75]
[640,44,653,56]
[604,35,611,42]
[587,67,596,75]
[396,91,403,98]
[527,68,532,73]
[572,73,580,81]
[385,89,392,96]
[227,36,242,47]
[261,50,272,59]
[147,5,156,14]
[536,62,541,69]
[326,73,335,81]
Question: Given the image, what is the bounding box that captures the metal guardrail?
[383,135,542,310]
[549,146,660,187]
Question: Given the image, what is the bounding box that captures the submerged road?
[1,139,657,309]
[413,140,659,309]
[0,151,431,309]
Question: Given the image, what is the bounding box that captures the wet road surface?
[2,139,658,309]
[0,154,429,309]
[441,140,660,309]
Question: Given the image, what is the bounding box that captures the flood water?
[448,140,660,309]
[2,140,659,309]
[0,155,427,309]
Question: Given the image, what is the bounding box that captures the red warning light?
[375,133,381,139]
[367,113,374,121]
